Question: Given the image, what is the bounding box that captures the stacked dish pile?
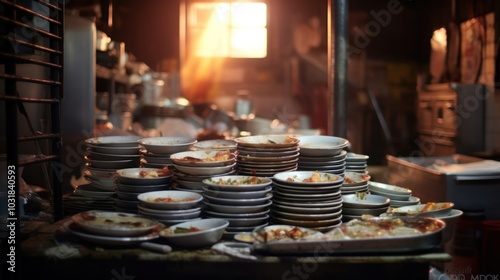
[63,210,164,246]
[137,190,204,226]
[190,139,237,153]
[270,171,344,232]
[340,171,371,195]
[234,135,300,177]
[64,182,116,215]
[341,193,390,222]
[114,167,174,213]
[296,135,349,176]
[345,152,369,174]
[368,181,420,207]
[138,137,197,168]
[84,136,142,187]
[170,150,237,193]
[201,175,273,237]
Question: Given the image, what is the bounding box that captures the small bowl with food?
[342,171,371,187]
[137,190,203,210]
[159,218,229,248]
[389,202,455,217]
[115,167,173,185]
[273,171,343,186]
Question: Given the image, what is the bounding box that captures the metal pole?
[327,0,348,137]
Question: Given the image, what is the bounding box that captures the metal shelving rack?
[1,0,64,221]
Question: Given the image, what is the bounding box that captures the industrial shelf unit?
[1,0,65,221]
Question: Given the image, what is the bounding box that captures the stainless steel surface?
[386,154,500,219]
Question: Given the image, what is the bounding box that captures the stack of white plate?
[84,136,142,187]
[341,193,390,222]
[114,167,174,213]
[368,181,420,207]
[137,190,204,226]
[340,171,371,195]
[138,137,197,168]
[345,152,369,174]
[270,171,344,232]
[170,150,237,193]
[234,135,300,177]
[296,135,349,176]
[201,175,273,237]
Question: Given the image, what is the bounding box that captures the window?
[187,1,268,58]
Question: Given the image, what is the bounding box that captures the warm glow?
[181,1,268,103]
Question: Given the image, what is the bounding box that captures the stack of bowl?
[137,190,204,226]
[201,175,273,237]
[84,136,142,191]
[296,135,349,176]
[170,150,237,193]
[341,193,390,222]
[368,181,420,207]
[234,135,300,177]
[345,152,369,174]
[138,137,197,168]
[114,167,174,213]
[340,171,371,195]
[270,171,344,232]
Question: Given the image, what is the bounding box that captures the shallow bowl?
[159,218,229,248]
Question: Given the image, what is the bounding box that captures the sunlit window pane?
[188,1,267,58]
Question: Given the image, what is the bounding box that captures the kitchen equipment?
[416,83,486,156]
[386,154,500,219]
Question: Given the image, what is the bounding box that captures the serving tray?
[252,217,444,255]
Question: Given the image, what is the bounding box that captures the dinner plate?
[341,193,390,209]
[297,135,349,157]
[85,136,143,147]
[192,139,237,151]
[234,135,299,148]
[137,205,202,215]
[172,162,236,176]
[237,148,300,157]
[203,209,270,218]
[273,189,341,200]
[236,158,298,168]
[170,150,236,167]
[203,194,272,206]
[204,200,272,214]
[273,171,343,186]
[271,208,342,221]
[269,215,342,228]
[345,152,369,162]
[87,144,142,155]
[63,221,161,246]
[271,202,342,214]
[272,197,342,208]
[236,145,299,153]
[298,150,347,162]
[202,186,272,199]
[86,150,142,161]
[115,167,174,185]
[202,175,273,191]
[297,158,346,167]
[71,211,162,237]
[138,137,197,154]
[272,192,342,203]
[237,153,300,163]
[368,181,412,196]
[389,196,421,207]
[342,172,371,187]
[272,181,342,192]
[237,164,298,173]
[369,189,411,201]
[85,158,140,169]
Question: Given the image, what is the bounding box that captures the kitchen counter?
[16,219,452,280]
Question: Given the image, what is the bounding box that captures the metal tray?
[252,217,444,255]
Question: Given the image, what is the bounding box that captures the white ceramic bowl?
[159,218,229,248]
[71,211,161,237]
[137,190,203,210]
[138,137,197,154]
[204,200,272,214]
[115,167,173,185]
[172,162,236,176]
[297,135,349,156]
